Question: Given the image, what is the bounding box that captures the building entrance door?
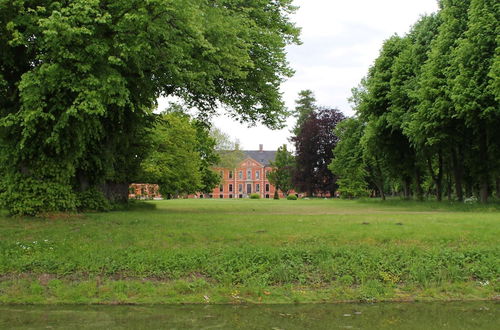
[246,184,252,194]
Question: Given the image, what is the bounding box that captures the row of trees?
[330,0,499,202]
[0,0,300,215]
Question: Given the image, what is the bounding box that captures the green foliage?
[449,0,500,200]
[249,193,261,199]
[273,190,280,200]
[0,0,300,215]
[0,175,78,216]
[286,194,297,200]
[76,187,111,212]
[292,89,317,136]
[329,118,369,199]
[193,118,221,194]
[141,112,202,197]
[267,144,295,196]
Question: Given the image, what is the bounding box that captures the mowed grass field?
[0,199,498,304]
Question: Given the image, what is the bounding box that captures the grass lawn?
[0,199,498,304]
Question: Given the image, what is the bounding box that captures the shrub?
[0,176,78,216]
[77,187,111,212]
[286,194,298,200]
[249,193,260,199]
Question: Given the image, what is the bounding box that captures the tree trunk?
[496,178,500,198]
[427,152,443,202]
[446,174,452,201]
[101,182,129,203]
[478,127,489,203]
[414,168,423,201]
[403,176,411,200]
[451,148,464,202]
[372,178,385,201]
[479,182,488,203]
[465,179,473,198]
[379,186,386,201]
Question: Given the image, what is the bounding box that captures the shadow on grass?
[113,200,158,211]
[354,197,500,212]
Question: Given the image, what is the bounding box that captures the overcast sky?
[159,0,439,151]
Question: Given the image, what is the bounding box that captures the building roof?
[243,150,276,166]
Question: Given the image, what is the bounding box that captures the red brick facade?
[197,156,288,199]
[128,183,161,199]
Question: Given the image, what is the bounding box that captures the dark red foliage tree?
[292,108,345,196]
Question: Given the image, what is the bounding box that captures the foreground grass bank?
[0,199,498,304]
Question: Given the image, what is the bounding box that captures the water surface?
[1,302,497,329]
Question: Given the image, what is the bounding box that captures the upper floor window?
[219,170,224,178]
[255,171,260,179]
[229,184,233,192]
[247,169,252,180]
[238,171,243,179]
[219,184,224,192]
[229,171,233,179]
[265,183,270,192]
[265,170,270,178]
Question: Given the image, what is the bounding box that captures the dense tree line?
[0,0,300,215]
[330,0,499,202]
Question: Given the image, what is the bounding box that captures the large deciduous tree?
[449,0,500,202]
[0,0,300,215]
[141,112,202,198]
[293,107,345,196]
[328,118,369,199]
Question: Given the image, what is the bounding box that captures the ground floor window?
[229,184,233,192]
[199,194,204,198]
[265,194,270,199]
[209,194,213,198]
[239,194,243,199]
[219,194,223,199]
[256,184,260,192]
[265,183,270,192]
[238,184,243,192]
[229,194,233,198]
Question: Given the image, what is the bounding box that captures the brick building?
[198,144,289,199]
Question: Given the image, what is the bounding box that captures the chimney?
[259,144,263,152]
